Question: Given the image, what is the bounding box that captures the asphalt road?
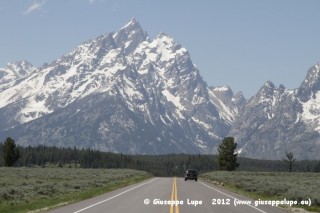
[48,177,288,213]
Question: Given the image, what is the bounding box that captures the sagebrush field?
[201,171,320,212]
[0,167,151,213]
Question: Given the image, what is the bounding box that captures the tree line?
[0,143,217,176]
[1,137,320,176]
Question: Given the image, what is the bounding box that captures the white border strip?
[74,178,158,213]
[199,181,267,213]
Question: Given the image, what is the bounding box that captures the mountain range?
[0,18,319,159]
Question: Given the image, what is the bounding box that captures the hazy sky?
[1,0,320,98]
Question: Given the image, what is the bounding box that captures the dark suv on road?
[184,169,198,181]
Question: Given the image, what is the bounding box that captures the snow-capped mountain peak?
[120,17,139,30]
[3,18,319,159]
[232,63,320,160]
[209,86,244,125]
[6,60,36,75]
[113,18,148,54]
[0,19,243,155]
[298,63,320,102]
[0,60,37,86]
[301,63,320,89]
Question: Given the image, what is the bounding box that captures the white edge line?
[73,178,159,213]
[199,181,267,213]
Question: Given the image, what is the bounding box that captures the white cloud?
[88,0,95,4]
[23,1,46,15]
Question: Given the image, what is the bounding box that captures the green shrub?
[0,167,151,213]
[201,171,320,211]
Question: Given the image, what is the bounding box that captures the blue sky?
[1,0,320,98]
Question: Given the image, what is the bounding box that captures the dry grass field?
[201,171,320,213]
[0,167,151,213]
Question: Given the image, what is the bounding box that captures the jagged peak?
[0,60,36,85]
[158,32,172,38]
[300,62,320,89]
[112,18,148,53]
[261,81,275,91]
[254,81,277,101]
[212,86,232,92]
[121,17,139,29]
[153,32,175,47]
[6,60,34,69]
[232,91,246,107]
[278,84,286,91]
[117,18,145,36]
[297,62,320,101]
[210,86,235,100]
[234,91,245,99]
[263,80,275,88]
[4,60,37,76]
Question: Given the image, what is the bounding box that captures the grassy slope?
[0,167,152,213]
[201,171,320,213]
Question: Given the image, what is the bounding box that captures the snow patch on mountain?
[209,86,244,125]
[301,91,320,132]
[162,89,185,111]
[18,97,53,123]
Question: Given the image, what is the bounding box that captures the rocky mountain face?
[232,64,320,160]
[0,19,319,159]
[0,19,243,154]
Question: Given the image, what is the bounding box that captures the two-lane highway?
[48,177,288,213]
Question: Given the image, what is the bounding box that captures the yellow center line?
[170,178,174,213]
[170,177,179,213]
[174,177,179,213]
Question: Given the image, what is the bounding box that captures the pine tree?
[2,137,21,167]
[218,137,239,171]
[283,152,295,173]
